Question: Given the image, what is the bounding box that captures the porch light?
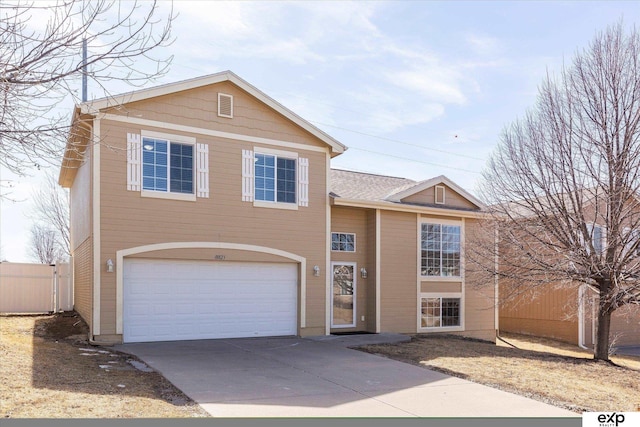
[106,259,114,273]
[313,265,320,277]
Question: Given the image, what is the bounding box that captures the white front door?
[331,262,356,328]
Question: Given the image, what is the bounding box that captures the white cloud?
[390,69,467,105]
[466,33,503,56]
[174,1,382,65]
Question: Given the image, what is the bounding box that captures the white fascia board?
[332,197,486,219]
[78,70,347,155]
[80,71,233,113]
[225,73,347,156]
[386,175,485,209]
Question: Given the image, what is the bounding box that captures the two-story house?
[59,71,496,344]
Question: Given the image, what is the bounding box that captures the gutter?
[331,197,487,219]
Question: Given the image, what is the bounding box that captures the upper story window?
[592,225,604,254]
[142,137,194,194]
[127,131,208,201]
[331,233,356,252]
[255,153,296,204]
[242,148,309,209]
[421,222,461,277]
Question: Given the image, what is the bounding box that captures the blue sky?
[1,1,639,262]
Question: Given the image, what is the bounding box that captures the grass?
[0,313,209,418]
[359,333,640,413]
[3,313,638,417]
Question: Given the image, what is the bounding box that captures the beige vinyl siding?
[96,117,328,337]
[421,282,462,293]
[454,218,496,341]
[103,81,327,150]
[402,185,478,210]
[379,210,417,333]
[611,307,640,347]
[451,284,496,342]
[73,237,93,330]
[330,206,370,332]
[69,148,91,250]
[499,284,579,344]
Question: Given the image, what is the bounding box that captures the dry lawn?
[3,313,638,417]
[359,333,640,414]
[0,313,209,418]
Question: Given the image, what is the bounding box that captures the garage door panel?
[123,259,298,343]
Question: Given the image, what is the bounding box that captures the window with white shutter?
[243,148,309,209]
[298,157,309,207]
[127,130,207,201]
[242,149,254,201]
[127,133,141,191]
[196,143,209,198]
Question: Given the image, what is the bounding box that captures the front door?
[331,262,356,328]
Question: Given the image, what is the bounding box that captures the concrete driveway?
[116,336,577,418]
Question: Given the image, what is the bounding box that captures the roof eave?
[386,175,485,209]
[331,196,486,218]
[58,107,93,188]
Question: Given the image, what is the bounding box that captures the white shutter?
[127,133,141,191]
[298,157,309,207]
[242,149,254,202]
[196,143,209,198]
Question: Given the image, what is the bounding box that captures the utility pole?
[82,38,87,102]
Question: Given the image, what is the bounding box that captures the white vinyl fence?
[0,261,73,314]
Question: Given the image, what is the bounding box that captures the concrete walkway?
[116,336,577,418]
[615,345,640,357]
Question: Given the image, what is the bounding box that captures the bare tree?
[30,171,70,256]
[473,23,640,361]
[0,0,174,181]
[29,224,63,264]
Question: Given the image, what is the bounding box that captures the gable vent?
[435,185,445,204]
[218,93,233,118]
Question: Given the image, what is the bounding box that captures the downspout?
[578,284,588,349]
[50,263,57,313]
[494,225,499,337]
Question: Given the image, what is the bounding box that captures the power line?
[348,146,482,174]
[311,120,486,161]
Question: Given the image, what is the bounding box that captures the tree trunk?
[594,308,612,361]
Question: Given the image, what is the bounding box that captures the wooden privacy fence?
[0,261,73,314]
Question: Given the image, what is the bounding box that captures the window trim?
[331,232,357,252]
[419,218,463,280]
[418,292,464,332]
[253,147,299,210]
[140,130,197,201]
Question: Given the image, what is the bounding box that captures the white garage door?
[123,259,298,343]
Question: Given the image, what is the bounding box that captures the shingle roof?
[330,169,417,201]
